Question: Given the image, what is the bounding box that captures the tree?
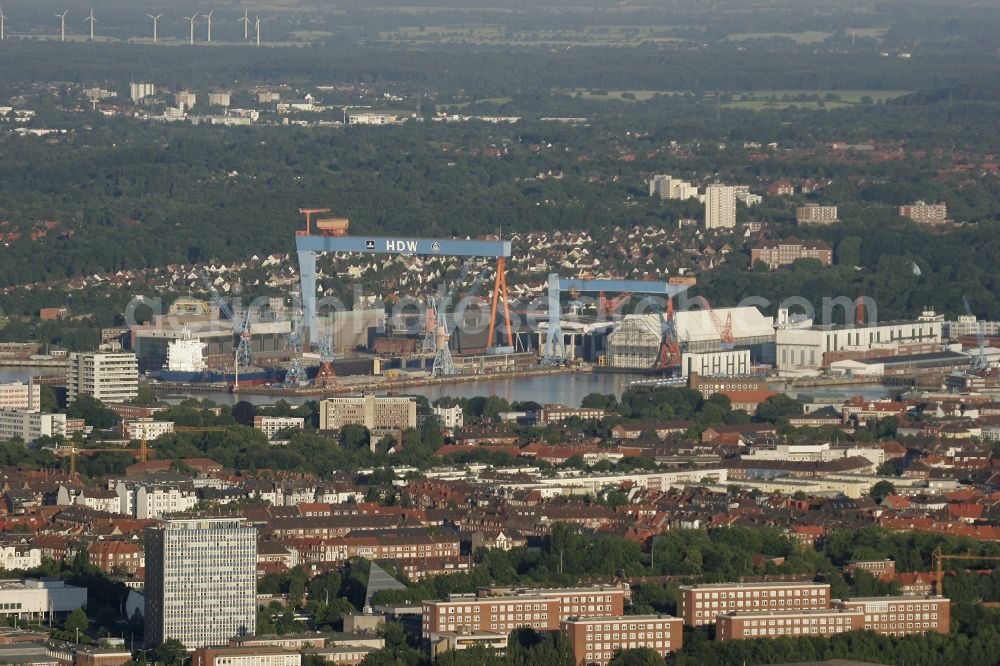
[154,639,187,665]
[869,480,896,500]
[608,647,666,666]
[66,395,120,429]
[65,607,89,636]
[232,401,256,426]
[341,424,371,451]
[756,394,803,423]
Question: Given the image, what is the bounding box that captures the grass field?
[379,25,683,47]
[725,31,833,44]
[560,89,680,102]
[722,89,911,111]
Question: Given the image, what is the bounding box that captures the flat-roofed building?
[422,586,628,638]
[561,615,683,665]
[678,582,831,626]
[193,646,300,666]
[66,352,138,403]
[144,518,256,648]
[253,416,305,440]
[0,410,66,442]
[122,419,175,441]
[796,204,839,225]
[319,394,416,431]
[427,631,507,658]
[832,595,949,635]
[899,201,947,224]
[716,608,865,641]
[0,382,41,410]
[0,579,86,619]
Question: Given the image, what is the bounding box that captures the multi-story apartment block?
[122,419,175,441]
[0,381,41,410]
[844,559,896,581]
[649,175,699,201]
[115,480,198,519]
[0,410,66,442]
[705,184,737,229]
[87,541,144,575]
[716,608,865,641]
[0,542,42,570]
[832,596,950,635]
[144,518,257,648]
[678,582,831,626]
[130,82,155,103]
[422,586,628,637]
[751,237,833,270]
[66,352,139,403]
[561,615,683,665]
[796,204,839,225]
[319,394,417,431]
[899,201,947,224]
[297,531,461,564]
[253,416,306,440]
[432,405,464,429]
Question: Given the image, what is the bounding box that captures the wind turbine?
[84,9,95,41]
[239,9,249,41]
[183,14,196,45]
[254,15,260,46]
[55,10,67,42]
[202,9,213,43]
[147,14,162,43]
[0,7,7,42]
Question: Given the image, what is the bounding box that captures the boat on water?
[148,326,285,386]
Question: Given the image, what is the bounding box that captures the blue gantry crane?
[542,274,689,364]
[294,211,513,352]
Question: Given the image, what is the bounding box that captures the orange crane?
[933,548,1000,595]
[694,295,733,349]
[599,292,632,318]
[296,208,331,236]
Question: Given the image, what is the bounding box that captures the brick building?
[751,237,833,270]
[832,596,950,635]
[899,201,947,224]
[716,608,865,641]
[561,615,683,665]
[678,582,831,626]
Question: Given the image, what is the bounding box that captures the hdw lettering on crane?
[386,239,419,252]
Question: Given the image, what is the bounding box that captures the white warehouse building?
[606,306,775,370]
[776,317,943,373]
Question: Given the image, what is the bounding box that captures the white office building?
[145,518,257,648]
[776,319,943,372]
[66,352,138,403]
[649,175,699,201]
[0,579,87,620]
[0,410,67,442]
[705,184,737,229]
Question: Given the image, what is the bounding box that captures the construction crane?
[933,548,1000,595]
[282,318,308,388]
[423,261,476,359]
[314,326,339,388]
[433,266,491,377]
[599,292,632,318]
[693,295,733,350]
[962,296,988,372]
[63,445,140,478]
[198,272,254,383]
[654,296,683,371]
